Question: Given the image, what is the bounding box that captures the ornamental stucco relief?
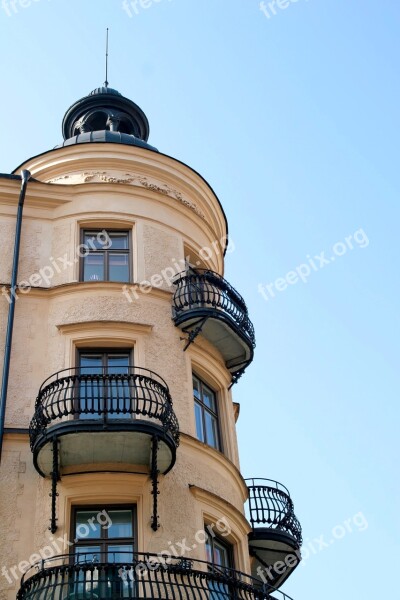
[48,171,206,219]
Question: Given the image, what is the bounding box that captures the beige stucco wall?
[0,145,249,599]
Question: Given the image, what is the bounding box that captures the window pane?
[205,411,219,449]
[107,355,130,374]
[107,510,133,538]
[205,539,212,563]
[213,543,230,568]
[80,355,103,373]
[109,254,129,282]
[202,384,215,411]
[84,233,103,250]
[195,402,204,442]
[108,544,134,562]
[109,233,129,249]
[205,532,232,571]
[75,511,102,540]
[84,253,104,281]
[193,376,201,400]
[75,545,102,562]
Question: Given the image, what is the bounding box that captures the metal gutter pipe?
[0,169,31,462]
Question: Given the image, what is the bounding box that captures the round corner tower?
[0,83,302,600]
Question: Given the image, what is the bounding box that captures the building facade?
[0,84,302,599]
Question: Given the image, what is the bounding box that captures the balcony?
[17,552,295,600]
[246,479,302,588]
[29,367,180,532]
[172,270,255,384]
[30,367,179,478]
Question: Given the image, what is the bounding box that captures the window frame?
[75,348,133,421]
[69,504,137,596]
[204,525,235,571]
[80,228,132,283]
[71,504,137,558]
[193,374,222,452]
[77,348,133,370]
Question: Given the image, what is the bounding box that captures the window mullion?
[104,249,109,281]
[202,402,207,445]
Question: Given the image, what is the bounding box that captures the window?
[71,505,136,597]
[78,351,132,420]
[81,230,131,282]
[193,374,221,450]
[205,531,232,571]
[205,529,233,599]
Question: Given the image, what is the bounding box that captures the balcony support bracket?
[181,317,208,351]
[150,435,160,531]
[49,437,60,534]
[228,368,246,389]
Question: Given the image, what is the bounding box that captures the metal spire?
[104,28,109,88]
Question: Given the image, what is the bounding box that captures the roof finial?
[104,28,109,88]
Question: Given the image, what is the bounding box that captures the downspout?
[0,169,31,462]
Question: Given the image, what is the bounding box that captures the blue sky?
[1,0,399,598]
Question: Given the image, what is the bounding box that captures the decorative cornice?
[0,281,173,301]
[48,171,206,220]
[180,433,249,503]
[189,484,251,537]
[0,178,71,209]
[187,343,230,386]
[13,145,228,254]
[56,321,153,335]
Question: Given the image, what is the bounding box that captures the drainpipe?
[0,169,31,463]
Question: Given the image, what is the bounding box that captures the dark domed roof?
[59,84,156,150]
[89,86,122,97]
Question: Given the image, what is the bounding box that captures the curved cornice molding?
[56,321,153,335]
[0,281,172,301]
[189,484,251,538]
[180,433,249,504]
[13,144,228,252]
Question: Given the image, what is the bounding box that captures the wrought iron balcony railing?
[29,367,180,534]
[246,479,302,547]
[172,270,255,383]
[17,552,295,600]
[29,366,180,450]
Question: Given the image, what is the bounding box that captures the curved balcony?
[30,367,180,478]
[172,270,255,384]
[17,552,295,600]
[246,479,302,589]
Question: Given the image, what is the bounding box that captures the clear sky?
[1,0,399,598]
